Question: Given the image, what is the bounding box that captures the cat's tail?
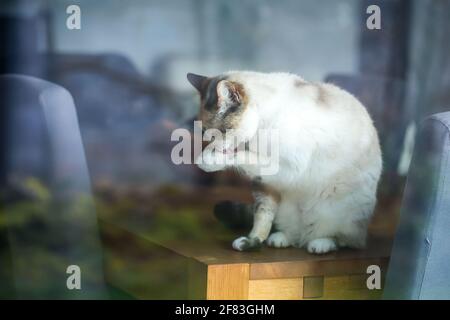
[213,201,253,231]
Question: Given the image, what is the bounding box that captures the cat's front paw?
[232,236,262,251]
[307,238,337,254]
[195,152,227,172]
[267,232,291,248]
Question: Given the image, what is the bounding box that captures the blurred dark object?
[0,74,107,299]
[384,111,450,299]
[214,200,253,231]
[0,1,50,78]
[325,74,408,196]
[44,52,194,186]
[359,0,411,79]
[0,0,196,186]
[405,0,450,121]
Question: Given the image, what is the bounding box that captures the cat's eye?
[230,92,240,104]
[228,106,239,113]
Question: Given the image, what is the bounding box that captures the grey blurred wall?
[49,0,360,87]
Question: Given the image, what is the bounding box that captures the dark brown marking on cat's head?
[187,72,249,132]
[295,80,331,107]
[316,85,330,106]
[294,79,307,87]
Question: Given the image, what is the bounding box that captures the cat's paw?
[307,238,337,254]
[195,152,227,172]
[267,232,291,248]
[232,236,262,251]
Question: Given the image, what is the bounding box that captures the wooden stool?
[101,221,391,300]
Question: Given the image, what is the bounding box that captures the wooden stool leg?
[207,264,250,300]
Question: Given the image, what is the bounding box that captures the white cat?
[187,71,382,254]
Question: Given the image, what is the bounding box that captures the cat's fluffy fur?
[187,71,382,254]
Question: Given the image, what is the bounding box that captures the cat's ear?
[217,80,242,107]
[187,73,208,92]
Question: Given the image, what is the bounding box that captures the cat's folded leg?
[232,208,273,251]
[232,207,274,251]
[232,184,280,251]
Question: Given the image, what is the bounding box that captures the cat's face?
[187,72,258,151]
[187,73,248,132]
